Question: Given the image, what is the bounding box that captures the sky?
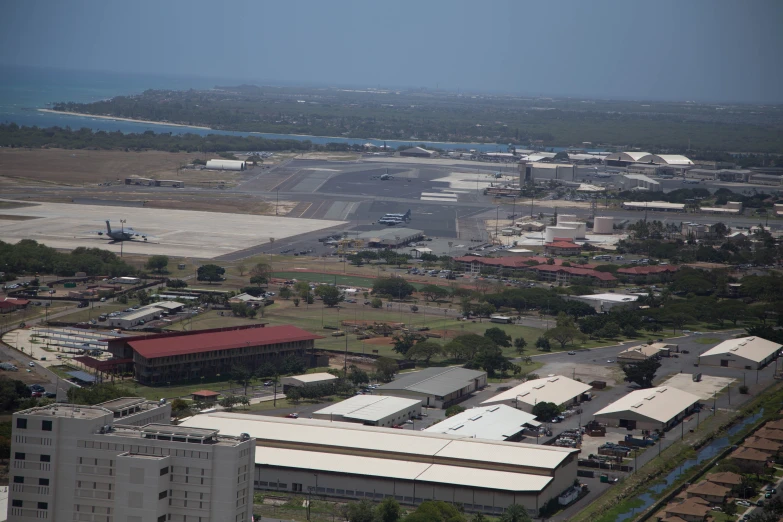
[1,0,782,104]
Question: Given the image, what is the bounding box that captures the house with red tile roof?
[544,239,582,256]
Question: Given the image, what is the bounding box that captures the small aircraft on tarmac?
[87,220,153,243]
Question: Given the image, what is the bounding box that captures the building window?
[15,452,25,460]
[160,466,169,476]
[158,516,166,522]
[38,502,48,510]
[39,478,49,486]
[16,418,27,429]
[12,500,22,508]
[13,476,24,484]
[41,420,53,431]
[159,490,168,500]
[40,454,51,462]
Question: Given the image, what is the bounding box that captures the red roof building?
[617,265,679,282]
[530,265,617,287]
[1,298,30,312]
[455,255,597,274]
[107,325,323,385]
[544,239,583,256]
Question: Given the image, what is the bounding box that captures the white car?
[28,362,35,367]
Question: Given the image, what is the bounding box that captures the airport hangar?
[376,367,488,409]
[593,386,701,431]
[481,375,593,414]
[180,412,578,516]
[698,336,782,370]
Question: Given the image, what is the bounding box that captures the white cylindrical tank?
[559,221,587,238]
[545,226,578,243]
[557,214,577,226]
[593,216,614,234]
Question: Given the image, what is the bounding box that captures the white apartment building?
[7,399,255,522]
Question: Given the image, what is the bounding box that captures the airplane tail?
[105,220,112,234]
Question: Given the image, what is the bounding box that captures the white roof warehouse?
[481,376,592,414]
[180,413,577,516]
[313,395,422,427]
[594,386,700,431]
[699,336,781,370]
[423,404,540,441]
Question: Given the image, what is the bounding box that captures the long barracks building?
[105,325,322,385]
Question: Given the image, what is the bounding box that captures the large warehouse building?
[180,412,578,516]
[313,395,422,427]
[594,386,700,431]
[423,405,539,441]
[377,367,487,408]
[106,324,322,384]
[699,336,781,370]
[481,375,593,413]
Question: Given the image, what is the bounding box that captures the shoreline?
[37,109,213,130]
[36,109,511,148]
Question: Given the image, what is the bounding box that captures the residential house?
[684,480,729,505]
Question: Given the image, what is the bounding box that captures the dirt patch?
[538,361,621,386]
[364,337,394,346]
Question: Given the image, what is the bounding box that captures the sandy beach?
[37,109,213,130]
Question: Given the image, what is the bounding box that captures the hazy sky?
[1,0,782,103]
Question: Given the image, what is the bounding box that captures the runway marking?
[270,170,301,192]
[297,202,313,217]
[420,196,459,202]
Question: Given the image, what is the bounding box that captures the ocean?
[0,65,570,153]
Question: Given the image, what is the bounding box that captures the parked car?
[28,362,35,367]
[286,413,299,419]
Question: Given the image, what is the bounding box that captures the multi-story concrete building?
[105,325,322,385]
[7,399,255,522]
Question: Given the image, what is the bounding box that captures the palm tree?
[500,504,531,522]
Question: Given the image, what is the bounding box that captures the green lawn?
[273,270,428,291]
[694,337,721,345]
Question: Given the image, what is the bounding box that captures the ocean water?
[0,65,571,152]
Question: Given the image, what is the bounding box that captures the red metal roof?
[545,241,581,249]
[455,255,596,269]
[531,265,617,281]
[127,325,323,359]
[74,356,133,371]
[617,266,679,275]
[192,390,220,397]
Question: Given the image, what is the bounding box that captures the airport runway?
[2,157,780,260]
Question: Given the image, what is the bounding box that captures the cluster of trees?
[230,302,257,318]
[286,380,355,404]
[197,264,226,283]
[0,240,135,278]
[66,382,127,405]
[372,277,416,299]
[618,220,783,267]
[343,498,532,522]
[0,377,34,412]
[0,123,321,153]
[347,249,414,267]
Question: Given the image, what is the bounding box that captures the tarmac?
[0,200,346,259]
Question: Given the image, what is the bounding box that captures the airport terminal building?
[181,413,578,516]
